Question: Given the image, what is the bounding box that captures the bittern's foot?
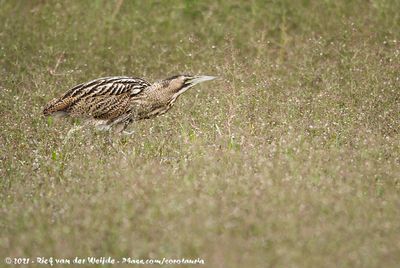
[63,124,84,144]
[122,130,135,135]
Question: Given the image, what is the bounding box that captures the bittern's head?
[165,74,216,96]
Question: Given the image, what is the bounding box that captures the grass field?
[0,0,399,267]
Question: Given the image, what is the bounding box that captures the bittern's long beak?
[189,75,216,86]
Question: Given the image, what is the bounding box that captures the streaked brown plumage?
[43,75,216,134]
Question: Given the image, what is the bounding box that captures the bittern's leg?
[122,123,135,135]
[105,133,119,153]
[113,122,126,134]
[96,123,120,150]
[111,121,134,135]
[106,127,128,157]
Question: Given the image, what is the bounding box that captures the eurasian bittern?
[43,75,216,134]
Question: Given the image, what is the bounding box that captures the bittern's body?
[43,75,215,133]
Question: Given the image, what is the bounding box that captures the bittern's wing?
[43,76,151,120]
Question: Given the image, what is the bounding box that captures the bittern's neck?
[146,80,186,102]
[164,79,188,96]
[172,85,192,99]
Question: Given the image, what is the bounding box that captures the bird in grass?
[43,74,216,134]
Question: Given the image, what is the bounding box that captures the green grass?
[1,0,399,267]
